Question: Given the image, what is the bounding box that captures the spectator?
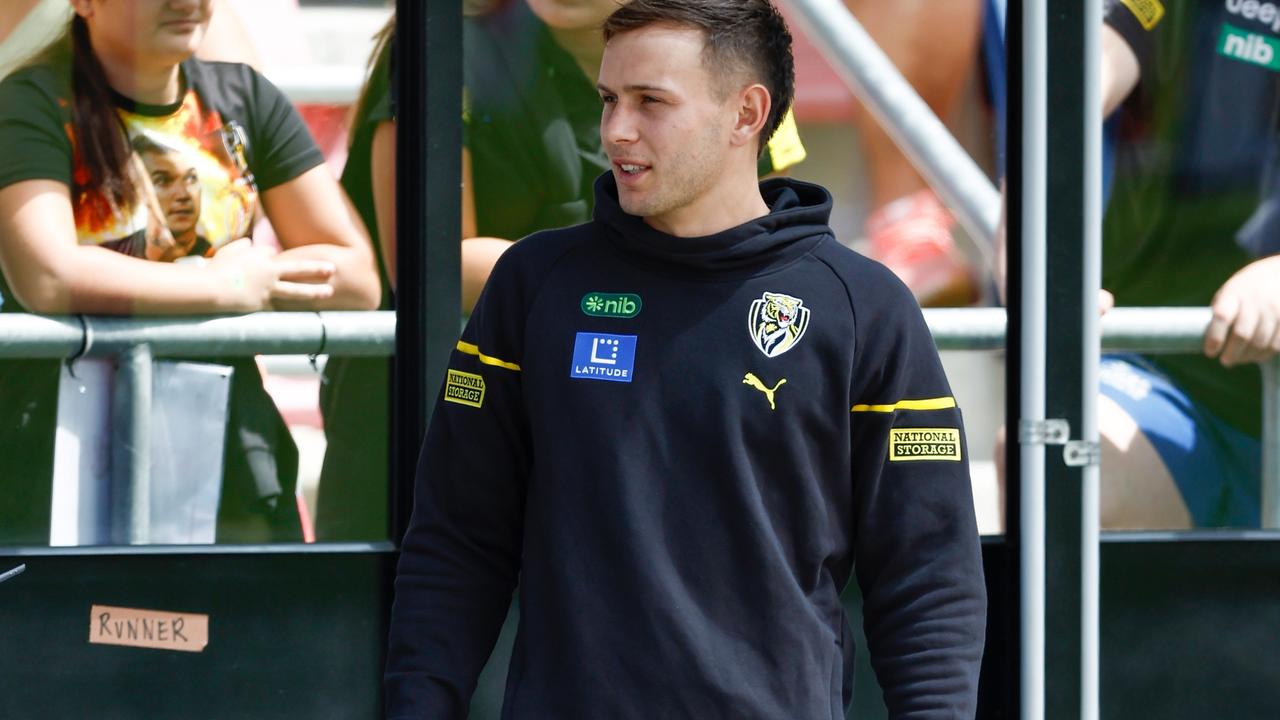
[0,0,380,545]
[1095,0,1279,529]
[315,0,809,540]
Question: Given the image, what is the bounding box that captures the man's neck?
[644,168,772,238]
[549,25,605,84]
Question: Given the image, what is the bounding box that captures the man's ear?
[730,84,772,149]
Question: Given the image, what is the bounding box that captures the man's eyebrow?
[596,82,674,94]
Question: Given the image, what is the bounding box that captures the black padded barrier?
[0,546,395,719]
[1098,534,1280,719]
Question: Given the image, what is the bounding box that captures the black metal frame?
[392,0,463,544]
[1043,0,1088,716]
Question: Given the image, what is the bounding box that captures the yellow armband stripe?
[851,396,956,413]
[456,341,521,371]
[766,109,807,172]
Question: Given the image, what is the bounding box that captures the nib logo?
[580,292,642,318]
[1219,23,1280,70]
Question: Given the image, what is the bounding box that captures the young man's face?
[598,24,737,228]
[141,149,203,242]
[525,0,623,31]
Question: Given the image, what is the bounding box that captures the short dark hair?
[602,0,795,153]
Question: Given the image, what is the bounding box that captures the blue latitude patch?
[570,332,637,383]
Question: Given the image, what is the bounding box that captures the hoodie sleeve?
[848,272,987,719]
[384,250,532,719]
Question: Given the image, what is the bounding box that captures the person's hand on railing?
[1204,255,1280,367]
[209,238,336,313]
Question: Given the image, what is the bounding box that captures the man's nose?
[602,105,639,145]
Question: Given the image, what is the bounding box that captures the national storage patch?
[889,428,962,462]
[444,369,486,408]
[1119,0,1164,30]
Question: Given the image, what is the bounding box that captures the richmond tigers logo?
[748,291,810,358]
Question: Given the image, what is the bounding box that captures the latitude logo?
[569,332,638,383]
[581,292,643,318]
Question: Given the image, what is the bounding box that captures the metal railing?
[1,307,1277,536]
[783,0,1003,247]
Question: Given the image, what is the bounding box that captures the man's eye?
[600,94,616,104]
[642,95,661,104]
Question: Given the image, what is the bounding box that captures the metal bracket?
[1018,418,1070,446]
[1063,441,1101,467]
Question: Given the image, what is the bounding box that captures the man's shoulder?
[810,239,919,314]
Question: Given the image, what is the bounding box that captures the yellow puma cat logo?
[743,373,787,411]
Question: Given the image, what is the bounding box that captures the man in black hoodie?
[386,1,987,718]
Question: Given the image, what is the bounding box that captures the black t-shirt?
[1104,0,1279,436]
[0,49,322,544]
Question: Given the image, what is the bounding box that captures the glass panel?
[0,0,394,546]
[1098,0,1275,531]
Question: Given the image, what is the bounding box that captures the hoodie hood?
[592,172,835,276]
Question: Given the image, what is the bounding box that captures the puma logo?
[743,373,787,411]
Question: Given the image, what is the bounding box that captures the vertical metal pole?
[1080,0,1103,716]
[1262,357,1280,528]
[1020,0,1048,717]
[393,0,462,543]
[111,344,152,545]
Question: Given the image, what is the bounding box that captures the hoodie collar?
[592,172,834,276]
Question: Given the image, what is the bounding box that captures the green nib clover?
[584,296,604,312]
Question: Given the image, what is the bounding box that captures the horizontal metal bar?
[0,312,395,359]
[0,314,84,358]
[925,308,1007,350]
[0,308,1230,358]
[1098,307,1212,354]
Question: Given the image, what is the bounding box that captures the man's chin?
[617,194,657,218]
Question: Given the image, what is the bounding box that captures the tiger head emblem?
[748,291,810,358]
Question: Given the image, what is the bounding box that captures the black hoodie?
[386,174,986,719]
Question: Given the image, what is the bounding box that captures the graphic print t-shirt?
[85,87,258,260]
[0,52,322,307]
